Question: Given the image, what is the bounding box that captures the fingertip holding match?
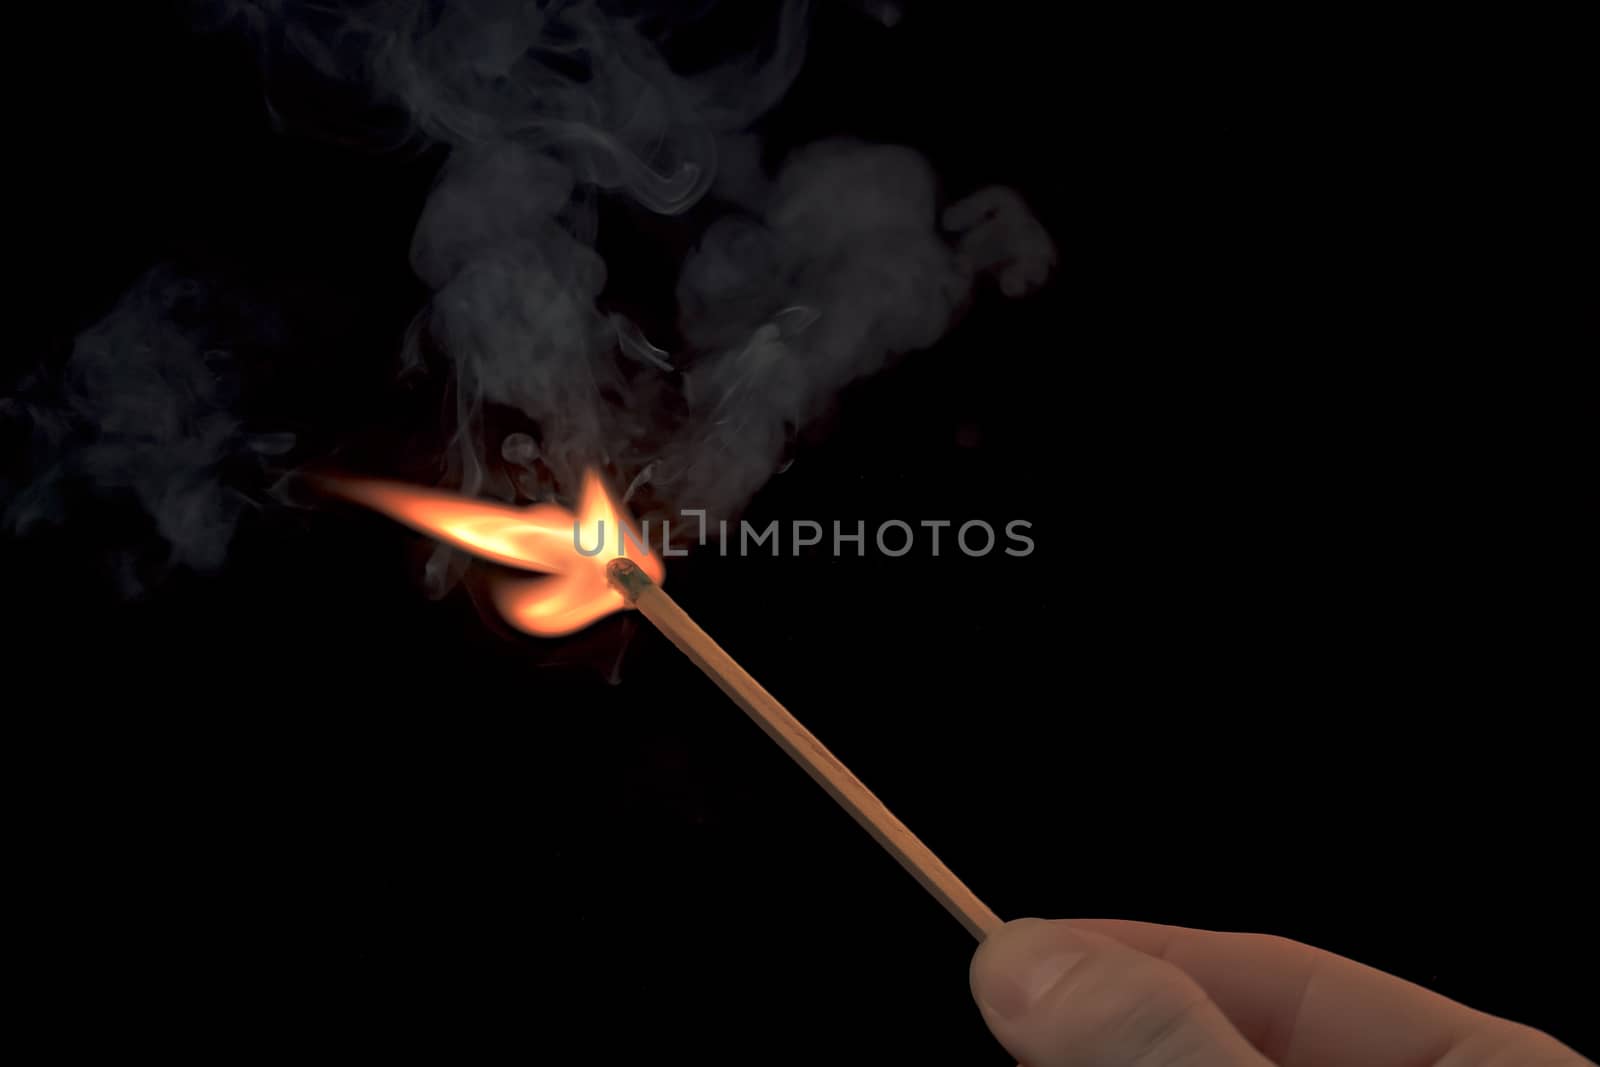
[606,557,652,602]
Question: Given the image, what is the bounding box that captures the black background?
[8,3,1592,1062]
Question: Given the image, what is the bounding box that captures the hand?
[970,918,1591,1066]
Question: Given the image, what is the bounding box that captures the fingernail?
[973,919,1089,1021]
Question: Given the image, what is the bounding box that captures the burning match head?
[606,557,654,603]
[322,468,664,636]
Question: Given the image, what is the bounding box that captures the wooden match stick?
[607,558,1002,940]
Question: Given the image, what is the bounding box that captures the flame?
[327,468,664,636]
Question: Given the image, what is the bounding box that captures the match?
[606,557,1002,941]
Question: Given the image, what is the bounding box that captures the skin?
[970,918,1592,1067]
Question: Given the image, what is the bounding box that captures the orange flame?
[327,468,664,636]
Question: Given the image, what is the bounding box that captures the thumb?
[971,918,1271,1067]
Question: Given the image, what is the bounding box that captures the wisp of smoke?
[7,1,1054,598]
[1,268,293,594]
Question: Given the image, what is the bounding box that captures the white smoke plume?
[8,1,1054,596]
[223,2,1052,506]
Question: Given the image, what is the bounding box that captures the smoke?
[229,0,1051,514]
[665,139,978,517]
[1,269,293,594]
[8,1,1054,596]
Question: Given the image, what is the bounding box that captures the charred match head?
[319,467,664,635]
[606,557,654,604]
